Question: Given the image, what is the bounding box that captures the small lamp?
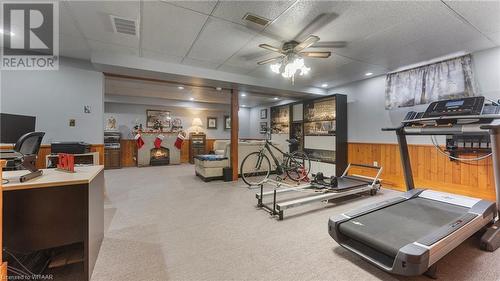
[192,117,203,134]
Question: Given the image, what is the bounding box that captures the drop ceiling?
[61,1,499,93]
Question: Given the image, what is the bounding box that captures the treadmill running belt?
[338,198,468,258]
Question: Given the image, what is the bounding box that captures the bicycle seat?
[286,139,299,145]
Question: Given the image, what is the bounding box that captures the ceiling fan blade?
[294,13,338,41]
[294,35,320,52]
[257,56,284,65]
[309,41,348,48]
[300,51,331,58]
[259,44,282,53]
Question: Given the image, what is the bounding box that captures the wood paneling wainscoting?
[348,142,496,201]
[0,144,104,169]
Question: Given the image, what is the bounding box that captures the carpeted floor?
[85,164,499,281]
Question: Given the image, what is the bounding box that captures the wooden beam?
[230,89,239,181]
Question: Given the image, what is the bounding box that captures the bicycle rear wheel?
[286,151,311,182]
[240,152,271,186]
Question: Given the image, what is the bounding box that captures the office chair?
[7,132,45,182]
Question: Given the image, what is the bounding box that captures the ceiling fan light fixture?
[270,63,281,74]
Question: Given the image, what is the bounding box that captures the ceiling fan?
[254,13,347,84]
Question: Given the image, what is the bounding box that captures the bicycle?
[240,128,311,186]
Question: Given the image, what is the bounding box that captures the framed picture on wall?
[260,109,267,119]
[260,122,267,134]
[224,115,231,130]
[146,110,171,129]
[207,117,217,129]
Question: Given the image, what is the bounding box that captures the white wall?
[0,58,104,144]
[328,47,500,144]
[105,102,252,139]
[248,106,270,139]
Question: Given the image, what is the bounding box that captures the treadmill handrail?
[480,123,500,129]
[381,127,401,131]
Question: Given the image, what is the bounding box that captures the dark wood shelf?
[305,133,336,137]
[303,118,336,122]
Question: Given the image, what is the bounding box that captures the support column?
[230,89,239,181]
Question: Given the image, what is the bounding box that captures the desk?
[2,166,104,281]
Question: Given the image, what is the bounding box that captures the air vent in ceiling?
[110,15,137,36]
[242,13,271,27]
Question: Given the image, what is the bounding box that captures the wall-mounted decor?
[147,110,171,129]
[224,115,231,130]
[260,122,267,134]
[260,109,267,119]
[207,117,217,129]
[106,116,117,130]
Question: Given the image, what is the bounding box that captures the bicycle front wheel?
[286,151,311,182]
[240,152,271,186]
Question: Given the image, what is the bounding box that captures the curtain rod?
[388,53,470,75]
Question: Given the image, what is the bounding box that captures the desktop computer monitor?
[0,113,36,143]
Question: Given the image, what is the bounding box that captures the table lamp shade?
[192,118,202,127]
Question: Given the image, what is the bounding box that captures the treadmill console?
[422,96,485,118]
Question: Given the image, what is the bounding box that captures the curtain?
[385,55,477,109]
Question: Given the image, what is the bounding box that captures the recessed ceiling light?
[215,87,222,91]
[241,93,246,97]
[241,104,246,107]
[178,86,184,90]
[273,97,279,100]
[365,72,373,76]
[321,83,328,88]
[189,97,194,101]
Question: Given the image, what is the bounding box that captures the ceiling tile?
[141,49,183,64]
[60,3,82,36]
[182,57,219,69]
[88,40,139,56]
[488,32,500,46]
[163,1,218,14]
[222,35,282,70]
[212,1,295,29]
[444,1,500,35]
[60,33,91,60]
[187,17,257,64]
[65,1,140,48]
[218,64,255,75]
[314,1,442,44]
[142,2,208,58]
[264,1,353,41]
[334,3,483,68]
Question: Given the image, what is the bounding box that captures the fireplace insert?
[150,147,169,166]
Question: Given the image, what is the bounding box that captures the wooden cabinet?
[189,133,206,164]
[104,148,121,169]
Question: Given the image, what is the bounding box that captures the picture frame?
[260,122,267,134]
[146,109,171,129]
[207,117,217,129]
[224,115,231,130]
[260,109,267,119]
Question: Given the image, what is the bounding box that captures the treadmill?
[328,96,500,277]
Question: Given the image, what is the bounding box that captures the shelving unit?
[303,94,347,176]
[270,104,291,153]
[290,103,304,153]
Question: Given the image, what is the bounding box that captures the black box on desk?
[51,142,91,154]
